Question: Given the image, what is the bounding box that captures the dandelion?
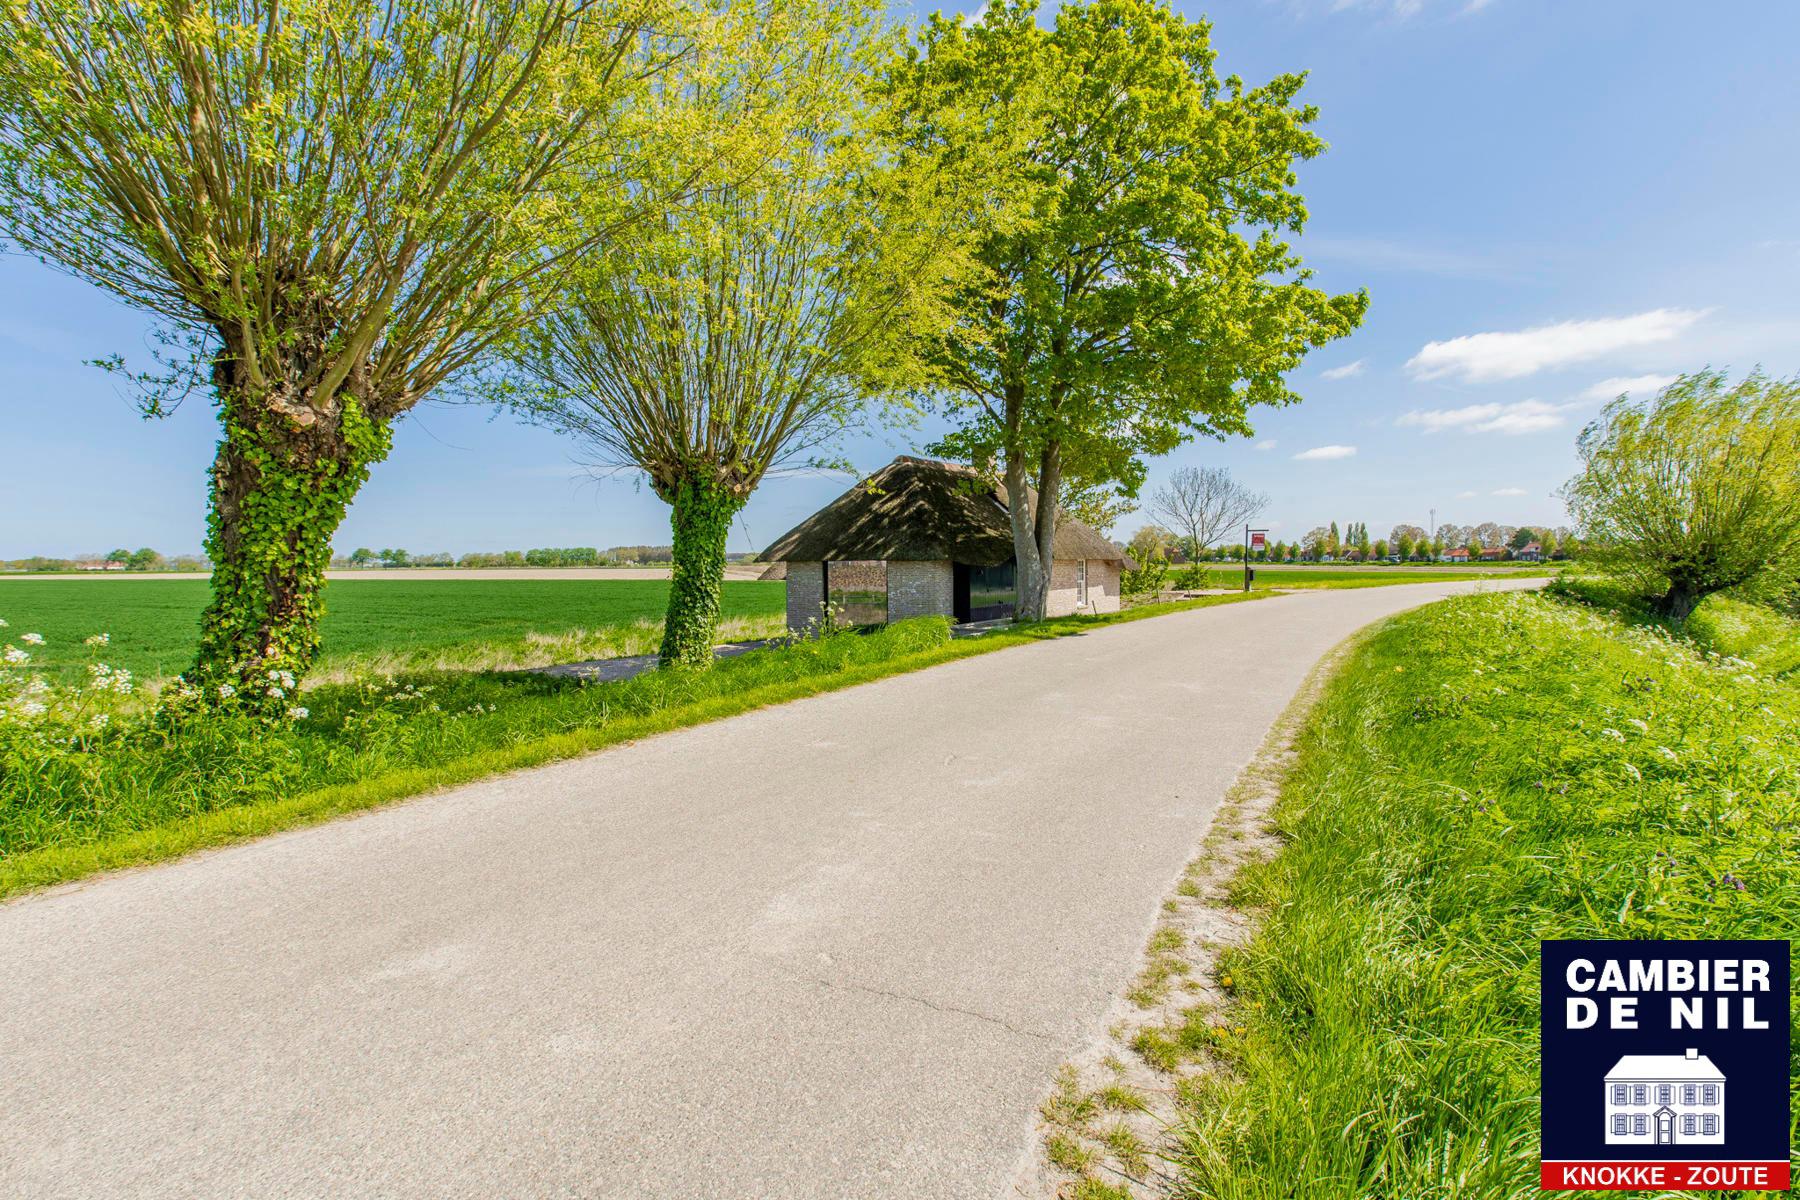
[84,633,110,646]
[20,632,44,645]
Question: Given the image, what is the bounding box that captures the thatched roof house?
[761,456,1128,628]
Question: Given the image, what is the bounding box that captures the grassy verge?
[1175,589,1798,1199]
[0,590,1269,900]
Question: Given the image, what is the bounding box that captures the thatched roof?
[760,456,1128,566]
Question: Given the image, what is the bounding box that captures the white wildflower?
[84,633,110,646]
[269,686,286,699]
[16,699,47,718]
[1656,746,1678,761]
[1601,728,1624,742]
[3,646,28,665]
[1626,718,1649,733]
[90,713,111,730]
[20,632,44,645]
[1623,762,1642,782]
[287,706,309,720]
[217,683,236,700]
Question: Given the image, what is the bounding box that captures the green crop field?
[0,578,787,683]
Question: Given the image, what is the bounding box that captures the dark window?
[965,560,1016,622]
[827,561,887,626]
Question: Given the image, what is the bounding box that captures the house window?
[1683,1114,1697,1136]
[1682,1084,1697,1106]
[1075,560,1088,606]
[826,560,887,627]
[1656,1084,1672,1105]
[1702,1085,1718,1105]
[1611,1084,1627,1105]
[1612,1115,1628,1136]
[1633,1085,1648,1105]
[1703,1114,1718,1136]
[1633,1115,1647,1136]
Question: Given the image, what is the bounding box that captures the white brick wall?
[1045,559,1120,617]
[784,560,826,631]
[887,560,955,621]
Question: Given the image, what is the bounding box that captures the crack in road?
[798,974,1057,1044]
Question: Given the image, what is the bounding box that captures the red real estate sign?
[1249,532,1266,550]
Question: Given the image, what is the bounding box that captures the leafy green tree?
[105,548,130,565]
[1563,370,1800,619]
[0,0,677,708]
[128,547,163,571]
[506,0,964,667]
[1060,475,1137,536]
[886,0,1365,618]
[348,548,376,568]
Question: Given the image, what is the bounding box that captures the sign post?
[1244,527,1268,592]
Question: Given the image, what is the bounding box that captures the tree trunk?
[1004,452,1047,621]
[661,476,744,669]
[191,362,391,711]
[1654,576,1705,623]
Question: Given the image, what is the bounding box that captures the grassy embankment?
[1169,587,1798,1199]
[0,578,788,685]
[0,590,1271,899]
[1247,564,1556,591]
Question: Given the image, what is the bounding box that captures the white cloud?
[1406,308,1708,383]
[1457,490,1478,499]
[1579,374,1677,401]
[1320,359,1366,381]
[1254,439,1278,451]
[1397,398,1570,436]
[1293,444,1357,461]
[1492,487,1527,496]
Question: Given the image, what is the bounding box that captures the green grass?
[0,578,787,683]
[0,590,1269,899]
[1174,589,1798,1199]
[1246,564,1556,590]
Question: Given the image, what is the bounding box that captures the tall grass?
[1176,590,1799,1199]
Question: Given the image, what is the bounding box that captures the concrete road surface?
[0,578,1540,1199]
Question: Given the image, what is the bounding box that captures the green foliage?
[1178,591,1799,1197]
[1564,370,1800,620]
[1173,563,1215,591]
[661,478,743,669]
[189,397,391,712]
[1121,553,1170,597]
[887,0,1366,616]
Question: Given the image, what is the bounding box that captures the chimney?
[1685,1048,1698,1060]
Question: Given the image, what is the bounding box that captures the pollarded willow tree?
[0,0,688,710]
[504,0,969,668]
[884,0,1368,619]
[1563,370,1800,620]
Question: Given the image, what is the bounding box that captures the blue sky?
[3,0,1797,557]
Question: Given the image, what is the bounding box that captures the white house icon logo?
[1603,1048,1725,1145]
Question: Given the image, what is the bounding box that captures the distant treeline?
[1,549,207,573]
[334,546,761,569]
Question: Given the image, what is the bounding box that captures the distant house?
[1442,547,1471,562]
[1603,1049,1725,1145]
[1515,541,1544,562]
[759,456,1129,629]
[1479,546,1507,561]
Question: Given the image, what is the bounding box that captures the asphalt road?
[0,578,1541,1199]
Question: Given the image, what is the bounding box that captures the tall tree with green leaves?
[884,0,1366,618]
[0,0,681,709]
[1563,370,1800,620]
[504,0,967,668]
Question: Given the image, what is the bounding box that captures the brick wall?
[784,560,825,631]
[1045,559,1121,617]
[887,560,955,621]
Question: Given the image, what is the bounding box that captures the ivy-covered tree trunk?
[190,357,391,711]
[659,476,745,669]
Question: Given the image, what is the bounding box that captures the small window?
[1682,1084,1697,1106]
[1611,1084,1627,1105]
[1656,1084,1672,1105]
[1633,1115,1647,1136]
[1633,1085,1648,1105]
[1702,1084,1718,1105]
[1683,1114,1697,1136]
[1703,1114,1718,1136]
[1612,1114,1628,1136]
[1076,560,1088,605]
